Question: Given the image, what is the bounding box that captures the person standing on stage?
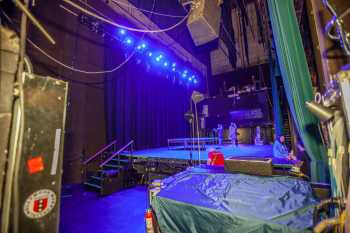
[254,126,263,145]
[217,124,223,145]
[229,122,238,146]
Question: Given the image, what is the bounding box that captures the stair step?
[110,158,130,164]
[97,169,120,176]
[84,182,101,190]
[87,176,102,186]
[103,164,125,169]
[90,176,102,180]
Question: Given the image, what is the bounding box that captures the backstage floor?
[59,185,147,233]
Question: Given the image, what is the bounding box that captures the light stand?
[191,91,205,165]
[184,110,194,165]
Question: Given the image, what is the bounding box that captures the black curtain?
[104,43,194,149]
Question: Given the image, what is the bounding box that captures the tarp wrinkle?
[152,170,317,233]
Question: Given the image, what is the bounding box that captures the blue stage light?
[137,42,147,50]
[116,31,200,87]
[119,29,126,35]
[125,38,133,45]
[155,54,163,62]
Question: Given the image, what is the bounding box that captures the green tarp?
[152,170,317,233]
[267,0,328,182]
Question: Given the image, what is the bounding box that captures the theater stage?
[123,144,273,161]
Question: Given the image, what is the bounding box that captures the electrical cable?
[323,1,350,55]
[110,0,185,18]
[1,9,137,75]
[62,0,191,33]
[74,0,204,77]
[76,0,112,20]
[2,11,163,87]
[338,7,350,21]
[13,0,56,44]
[12,0,29,232]
[28,39,137,74]
[4,0,187,75]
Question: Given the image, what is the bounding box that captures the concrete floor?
[60,185,147,233]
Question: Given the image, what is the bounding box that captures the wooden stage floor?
[124,144,273,161]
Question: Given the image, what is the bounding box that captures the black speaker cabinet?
[14,73,67,233]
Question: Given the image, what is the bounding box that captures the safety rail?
[83,139,117,165]
[99,140,134,167]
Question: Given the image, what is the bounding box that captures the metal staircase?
[282,108,293,148]
[83,140,136,195]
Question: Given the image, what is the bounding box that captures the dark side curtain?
[104,45,192,149]
[269,61,283,137]
[267,0,327,182]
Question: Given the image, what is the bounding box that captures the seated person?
[273,135,296,161]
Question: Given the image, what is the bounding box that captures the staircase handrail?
[99,140,134,167]
[83,139,117,165]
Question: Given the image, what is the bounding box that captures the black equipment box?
[12,73,67,233]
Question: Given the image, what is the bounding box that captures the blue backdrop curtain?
[104,43,192,149]
[267,0,328,182]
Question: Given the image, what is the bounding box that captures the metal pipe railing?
[99,140,134,167]
[83,139,117,165]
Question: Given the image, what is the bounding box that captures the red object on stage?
[207,151,224,166]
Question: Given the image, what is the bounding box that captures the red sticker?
[27,156,44,174]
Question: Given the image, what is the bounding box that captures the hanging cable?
[1,9,137,75]
[75,0,184,50]
[323,1,350,55]
[76,0,113,20]
[62,0,192,33]
[110,0,185,18]
[13,0,56,44]
[20,0,189,74]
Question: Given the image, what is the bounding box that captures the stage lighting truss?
[77,13,200,87]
